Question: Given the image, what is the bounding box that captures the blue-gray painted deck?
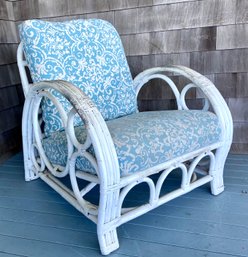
[0,153,248,257]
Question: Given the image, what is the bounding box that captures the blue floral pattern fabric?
[42,110,222,177]
[19,19,137,136]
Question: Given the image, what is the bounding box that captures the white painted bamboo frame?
[18,42,233,255]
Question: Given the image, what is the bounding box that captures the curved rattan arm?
[22,80,120,188]
[133,65,233,144]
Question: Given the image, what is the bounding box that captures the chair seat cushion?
[42,110,222,177]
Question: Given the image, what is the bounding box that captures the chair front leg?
[97,187,120,255]
[210,145,229,195]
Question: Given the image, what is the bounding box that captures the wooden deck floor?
[0,153,248,257]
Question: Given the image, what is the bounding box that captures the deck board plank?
[0,252,27,257]
[0,235,133,257]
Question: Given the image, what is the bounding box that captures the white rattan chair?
[17,19,233,255]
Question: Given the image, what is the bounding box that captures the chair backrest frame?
[17,42,31,97]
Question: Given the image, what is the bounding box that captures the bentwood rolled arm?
[23,80,120,183]
[134,65,233,145]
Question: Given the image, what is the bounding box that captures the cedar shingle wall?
[0,0,247,159]
[0,1,23,161]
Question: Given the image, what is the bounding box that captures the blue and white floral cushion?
[19,19,137,136]
[42,110,222,176]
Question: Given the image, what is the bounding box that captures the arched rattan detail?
[31,92,71,177]
[135,74,183,110]
[187,151,215,185]
[66,108,99,174]
[30,143,45,172]
[118,177,156,216]
[69,152,98,216]
[67,108,92,151]
[155,164,188,200]
[181,83,210,111]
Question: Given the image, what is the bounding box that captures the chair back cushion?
[19,19,137,136]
